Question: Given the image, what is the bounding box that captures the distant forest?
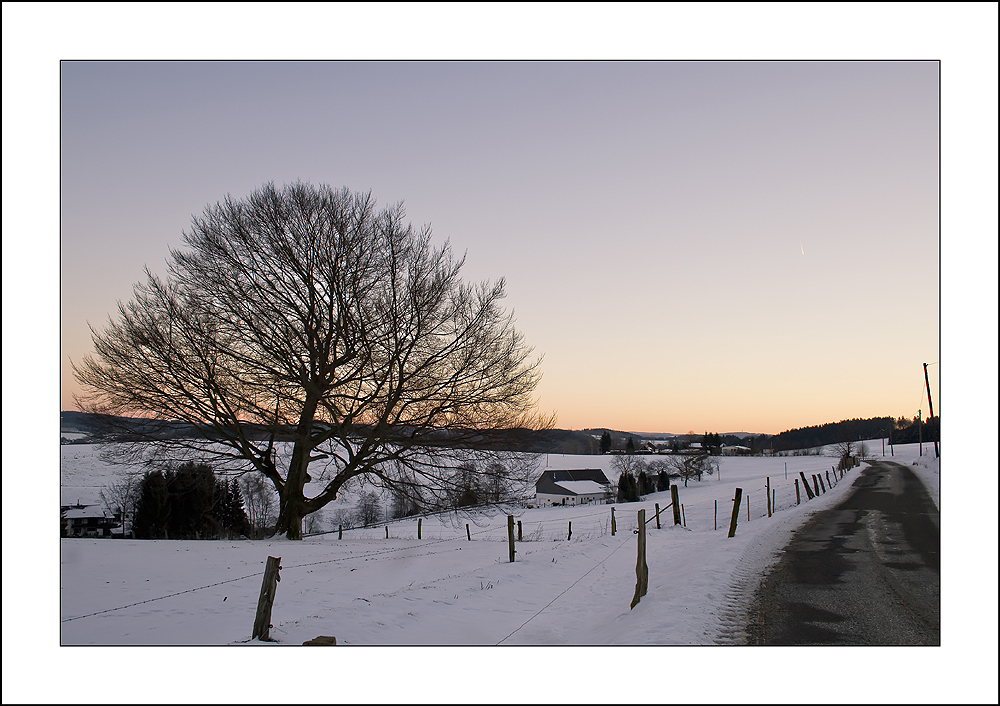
[62,411,939,456]
[768,415,939,452]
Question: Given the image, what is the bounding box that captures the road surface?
[746,460,939,645]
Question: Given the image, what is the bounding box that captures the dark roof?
[535,469,611,495]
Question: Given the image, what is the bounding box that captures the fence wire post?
[728,488,743,538]
[252,556,281,641]
[630,509,648,609]
[799,472,815,500]
[670,486,681,525]
[507,515,515,562]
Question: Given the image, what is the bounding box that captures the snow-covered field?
[11,439,990,702]
[59,442,941,646]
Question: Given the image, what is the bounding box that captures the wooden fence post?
[567,521,572,541]
[386,526,389,539]
[655,503,661,529]
[466,523,471,541]
[507,515,515,562]
[670,486,681,525]
[766,477,772,518]
[338,524,342,540]
[518,520,522,541]
[728,488,743,538]
[714,500,717,531]
[418,518,422,540]
[681,504,686,527]
[795,479,800,505]
[611,507,616,536]
[772,489,776,514]
[630,509,648,609]
[252,556,282,641]
[800,472,815,499]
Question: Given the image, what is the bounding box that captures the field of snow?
[11,439,989,702]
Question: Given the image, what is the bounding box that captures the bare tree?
[356,491,382,527]
[610,454,647,480]
[73,183,550,538]
[665,453,718,487]
[240,473,275,538]
[99,473,141,538]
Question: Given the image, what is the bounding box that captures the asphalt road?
[746,460,940,645]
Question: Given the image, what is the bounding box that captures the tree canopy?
[75,182,550,538]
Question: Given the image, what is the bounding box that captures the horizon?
[60,406,933,440]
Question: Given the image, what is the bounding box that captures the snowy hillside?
[60,440,940,647]
[36,440,992,704]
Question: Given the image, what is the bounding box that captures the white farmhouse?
[534,469,612,507]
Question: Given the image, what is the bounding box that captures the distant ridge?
[60,411,602,455]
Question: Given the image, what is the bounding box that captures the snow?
[16,438,987,704]
[58,442,951,645]
[551,479,606,495]
[59,443,901,648]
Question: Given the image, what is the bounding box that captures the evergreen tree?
[617,472,630,503]
[225,477,250,536]
[657,470,669,492]
[133,469,170,539]
[600,431,612,455]
[626,436,636,454]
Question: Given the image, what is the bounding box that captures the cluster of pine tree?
[888,415,939,445]
[617,469,670,503]
[770,417,896,452]
[132,462,250,539]
[617,472,639,502]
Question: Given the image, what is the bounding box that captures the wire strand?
[495,535,632,645]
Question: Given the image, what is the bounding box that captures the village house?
[533,469,613,507]
[61,503,120,538]
[721,444,752,456]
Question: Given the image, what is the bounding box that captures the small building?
[61,504,119,538]
[534,469,612,507]
[721,445,751,456]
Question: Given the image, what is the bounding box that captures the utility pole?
[923,362,939,458]
[918,409,922,456]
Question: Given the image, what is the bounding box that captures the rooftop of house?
[61,505,114,520]
[535,469,611,496]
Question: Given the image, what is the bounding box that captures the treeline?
[887,415,939,445]
[61,411,602,455]
[133,462,249,539]
[769,416,939,452]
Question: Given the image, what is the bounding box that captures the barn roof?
[535,469,610,496]
[553,480,606,495]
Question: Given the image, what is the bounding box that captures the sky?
[57,59,940,434]
[3,4,991,438]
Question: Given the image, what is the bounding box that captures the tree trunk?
[273,398,320,539]
[275,491,304,540]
